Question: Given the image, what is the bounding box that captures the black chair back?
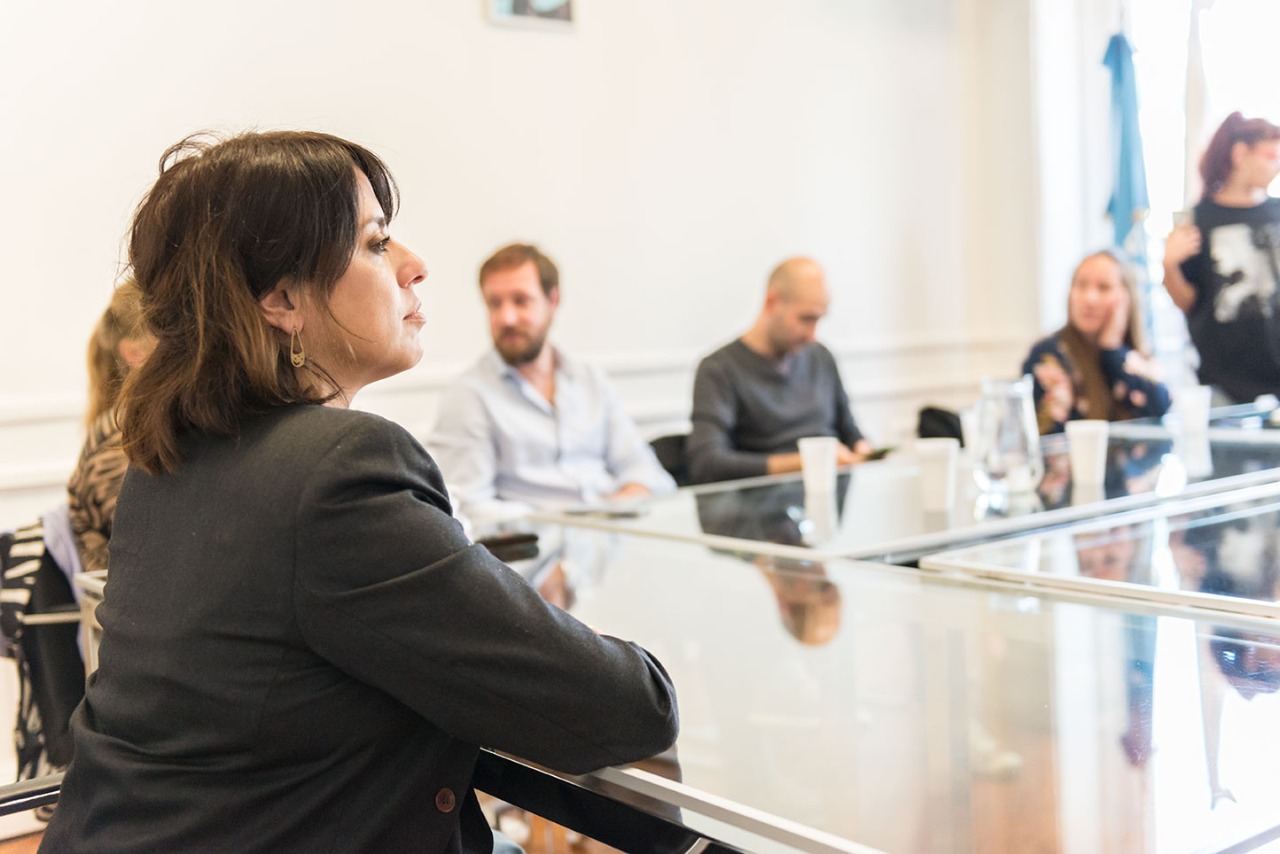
[917,406,965,447]
[0,772,62,817]
[1,522,85,774]
[649,434,691,487]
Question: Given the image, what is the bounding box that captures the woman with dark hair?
[1022,249,1171,434]
[1163,111,1280,404]
[40,131,678,854]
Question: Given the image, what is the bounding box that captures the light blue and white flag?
[1104,32,1150,253]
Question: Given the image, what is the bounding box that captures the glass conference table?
[528,408,1280,566]
[920,477,1280,621]
[478,530,1280,853]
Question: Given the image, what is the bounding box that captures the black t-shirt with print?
[1181,197,1280,403]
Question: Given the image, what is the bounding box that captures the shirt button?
[435,787,457,813]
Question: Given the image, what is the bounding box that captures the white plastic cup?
[803,489,840,545]
[1065,420,1109,486]
[797,436,839,495]
[1183,432,1214,479]
[915,437,960,512]
[1175,385,1213,436]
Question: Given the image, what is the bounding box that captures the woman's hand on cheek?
[1098,291,1130,350]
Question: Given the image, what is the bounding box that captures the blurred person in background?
[1163,111,1280,404]
[1023,249,1170,435]
[430,243,674,536]
[687,257,872,484]
[66,280,152,575]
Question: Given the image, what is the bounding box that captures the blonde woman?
[1022,250,1171,435]
[66,281,152,574]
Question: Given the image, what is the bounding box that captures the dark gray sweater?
[687,340,864,484]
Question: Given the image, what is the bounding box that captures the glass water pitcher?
[971,376,1044,494]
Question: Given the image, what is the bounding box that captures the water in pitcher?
[970,376,1044,494]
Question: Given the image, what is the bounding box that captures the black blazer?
[42,406,678,853]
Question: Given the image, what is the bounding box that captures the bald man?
[686,257,871,484]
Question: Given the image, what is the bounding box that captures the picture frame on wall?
[487,0,574,30]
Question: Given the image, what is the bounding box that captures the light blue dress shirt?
[429,348,675,533]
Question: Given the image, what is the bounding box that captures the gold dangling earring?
[290,329,306,368]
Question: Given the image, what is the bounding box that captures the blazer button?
[435,787,457,813]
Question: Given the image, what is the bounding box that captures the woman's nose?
[398,245,428,287]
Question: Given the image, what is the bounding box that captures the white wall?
[0,0,1049,520]
[1031,0,1127,332]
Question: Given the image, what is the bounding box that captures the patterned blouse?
[1021,333,1172,435]
[66,411,128,574]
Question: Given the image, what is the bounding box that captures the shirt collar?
[486,344,579,382]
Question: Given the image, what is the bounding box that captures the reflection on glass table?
[920,478,1280,620]
[1193,401,1280,430]
[694,478,847,647]
[481,532,1280,853]
[528,425,1280,566]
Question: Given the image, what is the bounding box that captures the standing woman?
[40,131,678,854]
[66,280,152,575]
[1022,249,1171,434]
[1163,111,1280,404]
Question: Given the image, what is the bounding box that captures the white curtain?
[1183,0,1216,205]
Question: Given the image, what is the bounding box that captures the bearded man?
[430,243,674,533]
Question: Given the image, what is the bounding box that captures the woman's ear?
[1231,140,1249,170]
[259,280,302,334]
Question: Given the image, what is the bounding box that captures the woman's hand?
[1163,223,1202,267]
[1098,284,1130,350]
[1033,359,1074,425]
[1162,223,1202,313]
